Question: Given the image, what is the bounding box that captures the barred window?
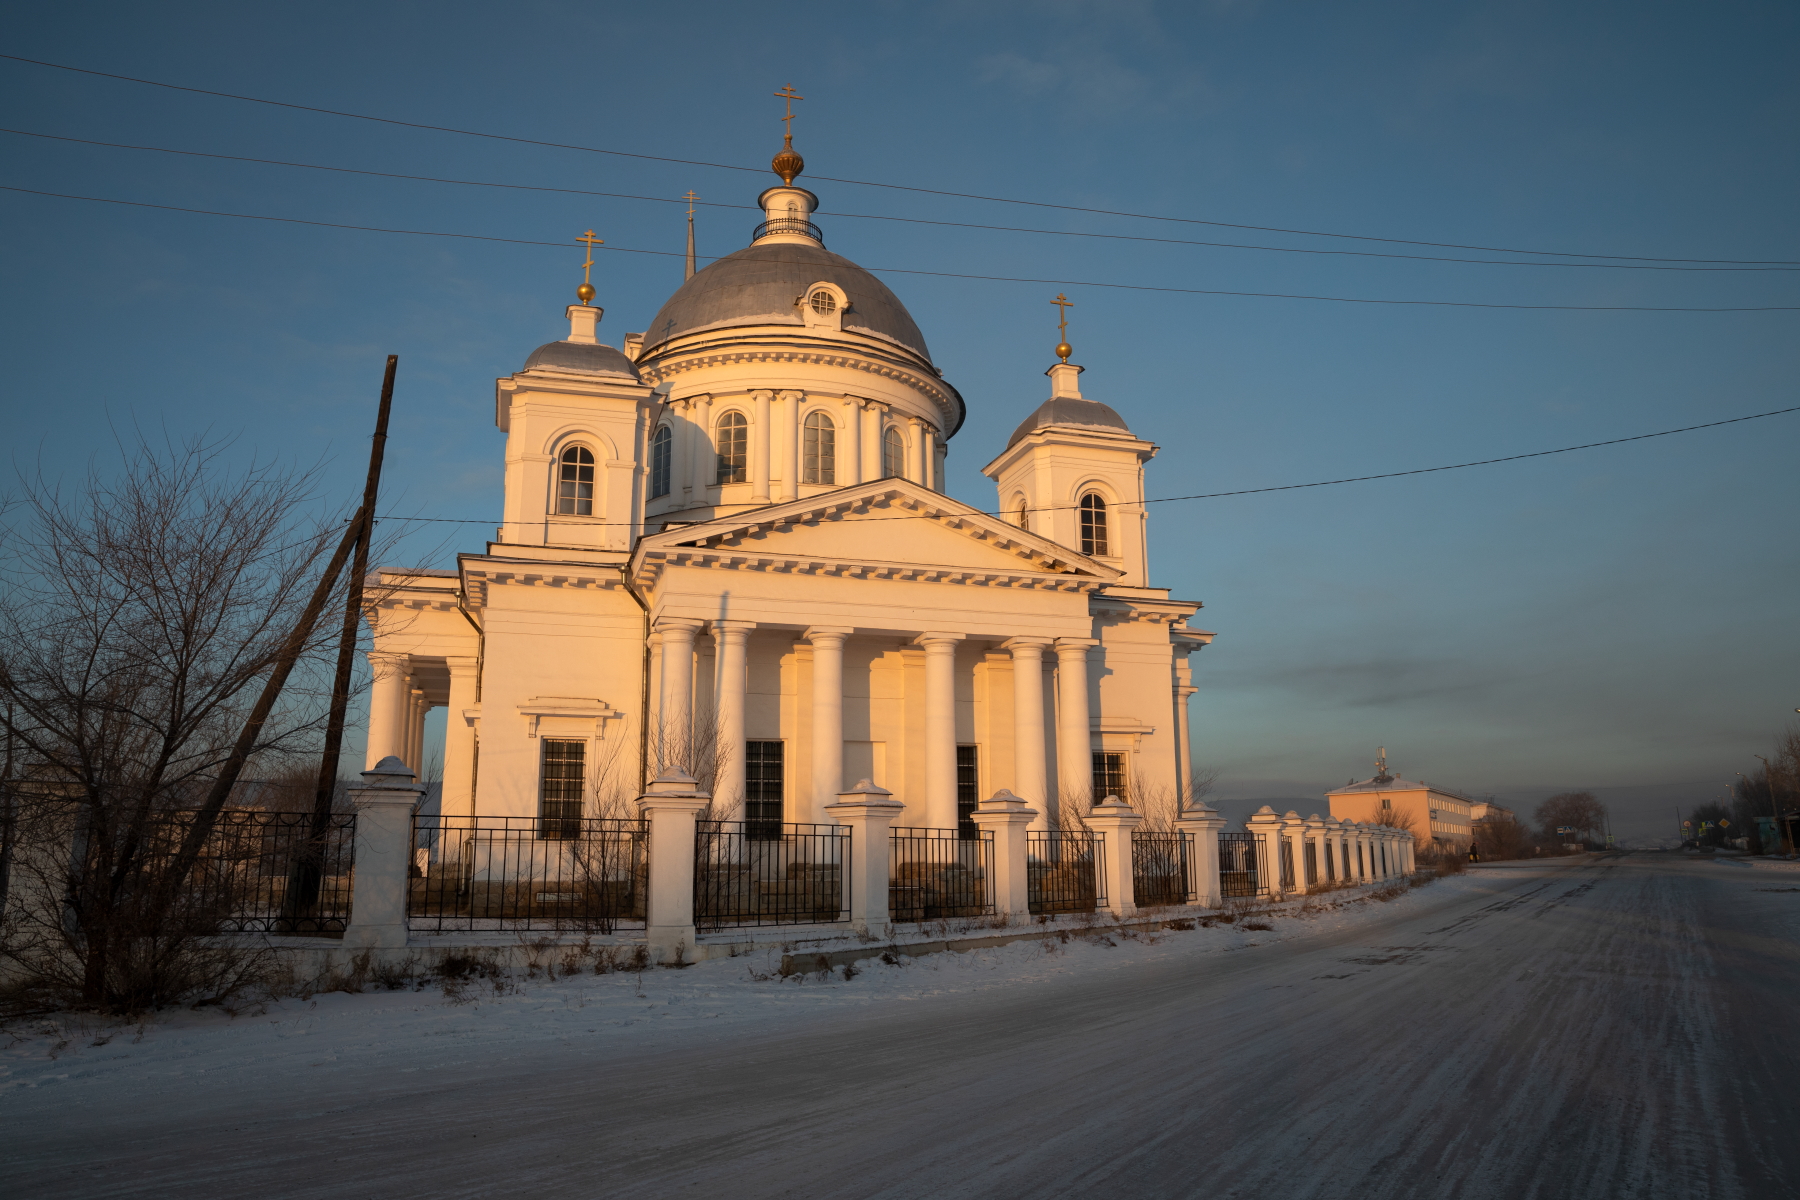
[803,411,835,485]
[1079,492,1109,556]
[715,412,747,485]
[809,289,837,315]
[746,740,784,839]
[1091,751,1126,802]
[649,424,673,499]
[539,740,585,840]
[556,446,595,515]
[956,745,980,839]
[882,427,905,478]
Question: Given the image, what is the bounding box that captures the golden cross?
[578,229,602,281]
[1052,292,1073,340]
[683,190,699,217]
[774,84,804,139]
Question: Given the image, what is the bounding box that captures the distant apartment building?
[1326,749,1475,854]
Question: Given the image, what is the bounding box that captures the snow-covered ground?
[5,856,1796,1200]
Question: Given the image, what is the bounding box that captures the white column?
[655,618,703,772]
[442,655,479,819]
[905,416,925,483]
[406,687,426,772]
[363,652,409,770]
[647,632,665,735]
[778,390,802,502]
[843,397,864,485]
[691,395,713,500]
[921,426,936,490]
[806,626,852,824]
[750,389,772,504]
[934,439,947,494]
[712,621,754,815]
[1003,638,1051,820]
[1054,638,1097,819]
[915,632,965,830]
[342,757,425,949]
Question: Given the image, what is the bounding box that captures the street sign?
[1719,819,1731,828]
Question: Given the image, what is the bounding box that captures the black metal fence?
[1131,831,1193,907]
[1279,836,1295,890]
[409,815,646,933]
[151,808,357,935]
[1026,830,1105,915]
[1304,841,1319,886]
[1220,831,1265,898]
[889,827,995,921]
[694,821,849,930]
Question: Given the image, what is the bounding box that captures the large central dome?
[638,241,933,362]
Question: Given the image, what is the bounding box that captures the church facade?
[362,151,1213,835]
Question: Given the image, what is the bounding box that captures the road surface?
[6,854,1796,1199]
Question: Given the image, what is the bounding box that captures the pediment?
[633,479,1118,584]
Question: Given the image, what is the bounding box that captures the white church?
[363,132,1213,836]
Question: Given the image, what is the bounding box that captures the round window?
[809,289,837,315]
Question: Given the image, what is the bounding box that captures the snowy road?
[6,854,1797,1199]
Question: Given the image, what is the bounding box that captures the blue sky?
[3,2,1795,838]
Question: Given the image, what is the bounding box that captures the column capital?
[712,618,757,638]
[913,631,965,649]
[804,625,854,645]
[654,616,705,636]
[444,654,479,672]
[1001,636,1054,653]
[1054,637,1099,653]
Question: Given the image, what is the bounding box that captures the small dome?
[1007,396,1133,448]
[522,340,640,380]
[640,242,931,361]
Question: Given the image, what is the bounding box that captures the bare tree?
[1473,811,1532,860]
[1534,791,1607,845]
[0,436,365,1011]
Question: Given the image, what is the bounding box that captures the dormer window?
[556,445,595,515]
[809,289,837,315]
[1079,492,1109,556]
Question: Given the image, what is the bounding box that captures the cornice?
[636,344,957,424]
[460,565,625,609]
[634,547,1102,594]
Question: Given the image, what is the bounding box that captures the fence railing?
[1304,841,1319,886]
[1026,830,1105,915]
[889,827,995,921]
[144,808,357,935]
[694,821,849,930]
[1220,831,1265,898]
[409,815,646,933]
[1131,830,1193,907]
[1279,838,1295,890]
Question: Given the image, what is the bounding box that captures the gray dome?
[640,242,931,361]
[1007,396,1133,448]
[523,340,640,380]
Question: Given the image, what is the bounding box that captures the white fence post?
[637,768,710,964]
[343,756,424,949]
[1175,801,1225,909]
[825,778,903,937]
[1084,794,1142,918]
[1245,806,1286,898]
[970,788,1037,921]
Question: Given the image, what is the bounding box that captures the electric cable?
[4,127,1794,274]
[3,53,1794,268]
[6,184,1796,313]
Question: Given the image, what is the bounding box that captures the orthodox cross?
[1051,292,1074,361]
[774,84,804,139]
[683,190,699,217]
[576,229,603,303]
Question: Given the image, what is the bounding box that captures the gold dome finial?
[1052,292,1074,362]
[772,83,806,184]
[576,229,603,305]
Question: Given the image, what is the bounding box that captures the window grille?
[882,427,906,478]
[556,446,595,515]
[956,745,980,838]
[803,412,835,485]
[809,289,837,314]
[715,412,748,485]
[1079,493,1109,556]
[1092,751,1126,801]
[745,740,784,839]
[539,740,585,839]
[649,424,673,498]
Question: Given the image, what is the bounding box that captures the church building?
[362,126,1213,835]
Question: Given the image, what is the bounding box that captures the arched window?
[556,445,595,515]
[882,427,906,479]
[649,425,673,499]
[803,412,835,485]
[1013,500,1030,533]
[1079,492,1109,556]
[715,412,748,485]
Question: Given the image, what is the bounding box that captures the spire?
[683,191,698,282]
[772,83,805,185]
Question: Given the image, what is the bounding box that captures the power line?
[7,184,1797,313]
[6,127,1795,275]
[376,403,1800,529]
[4,52,1795,269]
